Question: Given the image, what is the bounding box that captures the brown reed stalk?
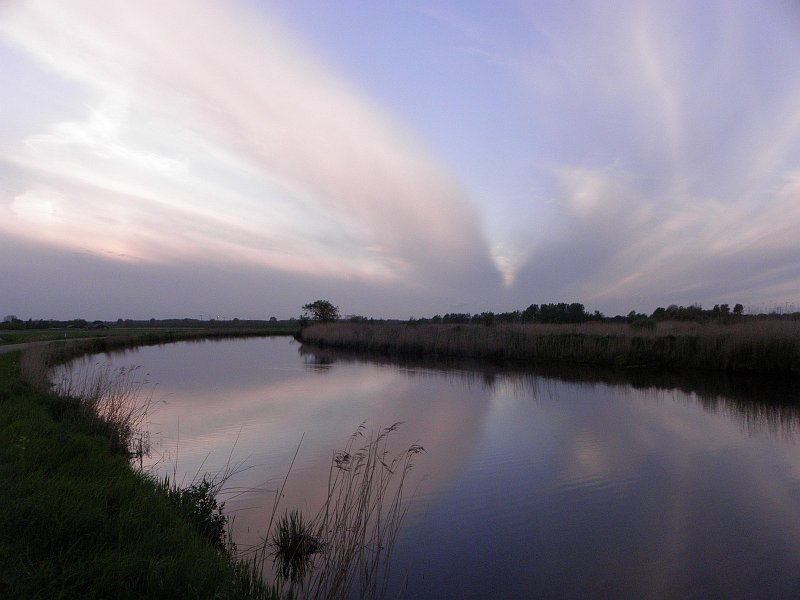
[47,356,154,462]
[300,321,800,374]
[262,423,424,599]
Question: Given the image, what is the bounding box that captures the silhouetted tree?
[442,313,471,324]
[302,300,340,322]
[521,304,539,322]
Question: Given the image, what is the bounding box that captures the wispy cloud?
[507,0,800,311]
[0,0,498,292]
[2,0,799,318]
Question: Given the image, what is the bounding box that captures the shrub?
[164,477,228,552]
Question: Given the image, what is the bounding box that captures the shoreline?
[298,320,800,376]
[1,330,289,598]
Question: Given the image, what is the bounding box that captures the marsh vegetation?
[259,423,424,599]
[4,336,423,599]
[0,347,276,598]
[7,308,800,598]
[300,319,800,374]
[54,335,800,599]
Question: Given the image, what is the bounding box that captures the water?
[60,336,800,598]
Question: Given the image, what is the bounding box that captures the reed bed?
[300,320,800,374]
[52,362,153,462]
[257,423,425,599]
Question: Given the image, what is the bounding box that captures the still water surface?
[63,336,800,598]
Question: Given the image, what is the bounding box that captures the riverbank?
[0,336,280,598]
[0,324,298,348]
[299,320,800,375]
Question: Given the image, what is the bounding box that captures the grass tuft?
[271,510,324,583]
[51,361,153,461]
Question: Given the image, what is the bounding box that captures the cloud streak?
[2,0,799,318]
[0,0,499,299]
[507,0,800,311]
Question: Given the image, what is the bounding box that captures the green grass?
[2,330,423,599]
[0,351,276,599]
[300,320,800,375]
[271,510,323,583]
[0,325,298,347]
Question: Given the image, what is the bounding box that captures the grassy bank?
[0,324,298,348]
[0,346,276,599]
[24,327,295,368]
[299,320,800,375]
[3,330,421,598]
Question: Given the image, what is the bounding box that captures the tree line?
[302,300,800,327]
[422,302,597,326]
[5,300,798,332]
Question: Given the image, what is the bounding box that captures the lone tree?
[302,300,340,323]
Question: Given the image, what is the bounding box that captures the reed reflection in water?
[61,336,800,598]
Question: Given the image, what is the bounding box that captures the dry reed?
[27,345,155,462]
[300,320,800,374]
[259,423,425,599]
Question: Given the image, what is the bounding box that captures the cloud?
[0,0,499,298]
[508,0,800,312]
[513,163,800,312]
[2,0,798,318]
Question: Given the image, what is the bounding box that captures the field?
[0,323,298,347]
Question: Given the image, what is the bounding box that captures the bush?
[164,477,228,552]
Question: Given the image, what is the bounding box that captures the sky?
[2,0,800,320]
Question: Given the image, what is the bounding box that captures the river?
[59,335,800,598]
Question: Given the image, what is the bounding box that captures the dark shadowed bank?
[299,321,800,375]
[0,336,280,599]
[2,330,422,599]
